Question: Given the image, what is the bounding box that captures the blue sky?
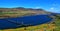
[0,0,60,13]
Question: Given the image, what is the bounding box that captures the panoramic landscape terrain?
[0,7,60,31]
[0,0,60,31]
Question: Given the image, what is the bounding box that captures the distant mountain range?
[0,7,60,18]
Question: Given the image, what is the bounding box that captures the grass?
[0,17,59,31]
[0,11,36,17]
[0,11,60,31]
[0,24,55,31]
[54,18,60,31]
[0,18,59,31]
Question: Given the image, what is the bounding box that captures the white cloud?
[50,7,54,10]
[48,7,55,12]
[48,7,60,13]
[49,7,55,10]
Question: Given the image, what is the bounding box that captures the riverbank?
[0,24,55,31]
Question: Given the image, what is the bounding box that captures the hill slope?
[0,7,51,18]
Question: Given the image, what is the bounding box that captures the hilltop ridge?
[0,7,59,18]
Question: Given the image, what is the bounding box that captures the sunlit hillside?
[0,8,50,18]
[0,8,60,31]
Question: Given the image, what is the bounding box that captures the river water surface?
[0,15,53,29]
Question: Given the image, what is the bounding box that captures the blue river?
[0,15,53,29]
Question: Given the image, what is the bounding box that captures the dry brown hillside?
[0,7,50,18]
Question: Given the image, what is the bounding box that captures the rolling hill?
[0,7,60,31]
[0,7,51,18]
